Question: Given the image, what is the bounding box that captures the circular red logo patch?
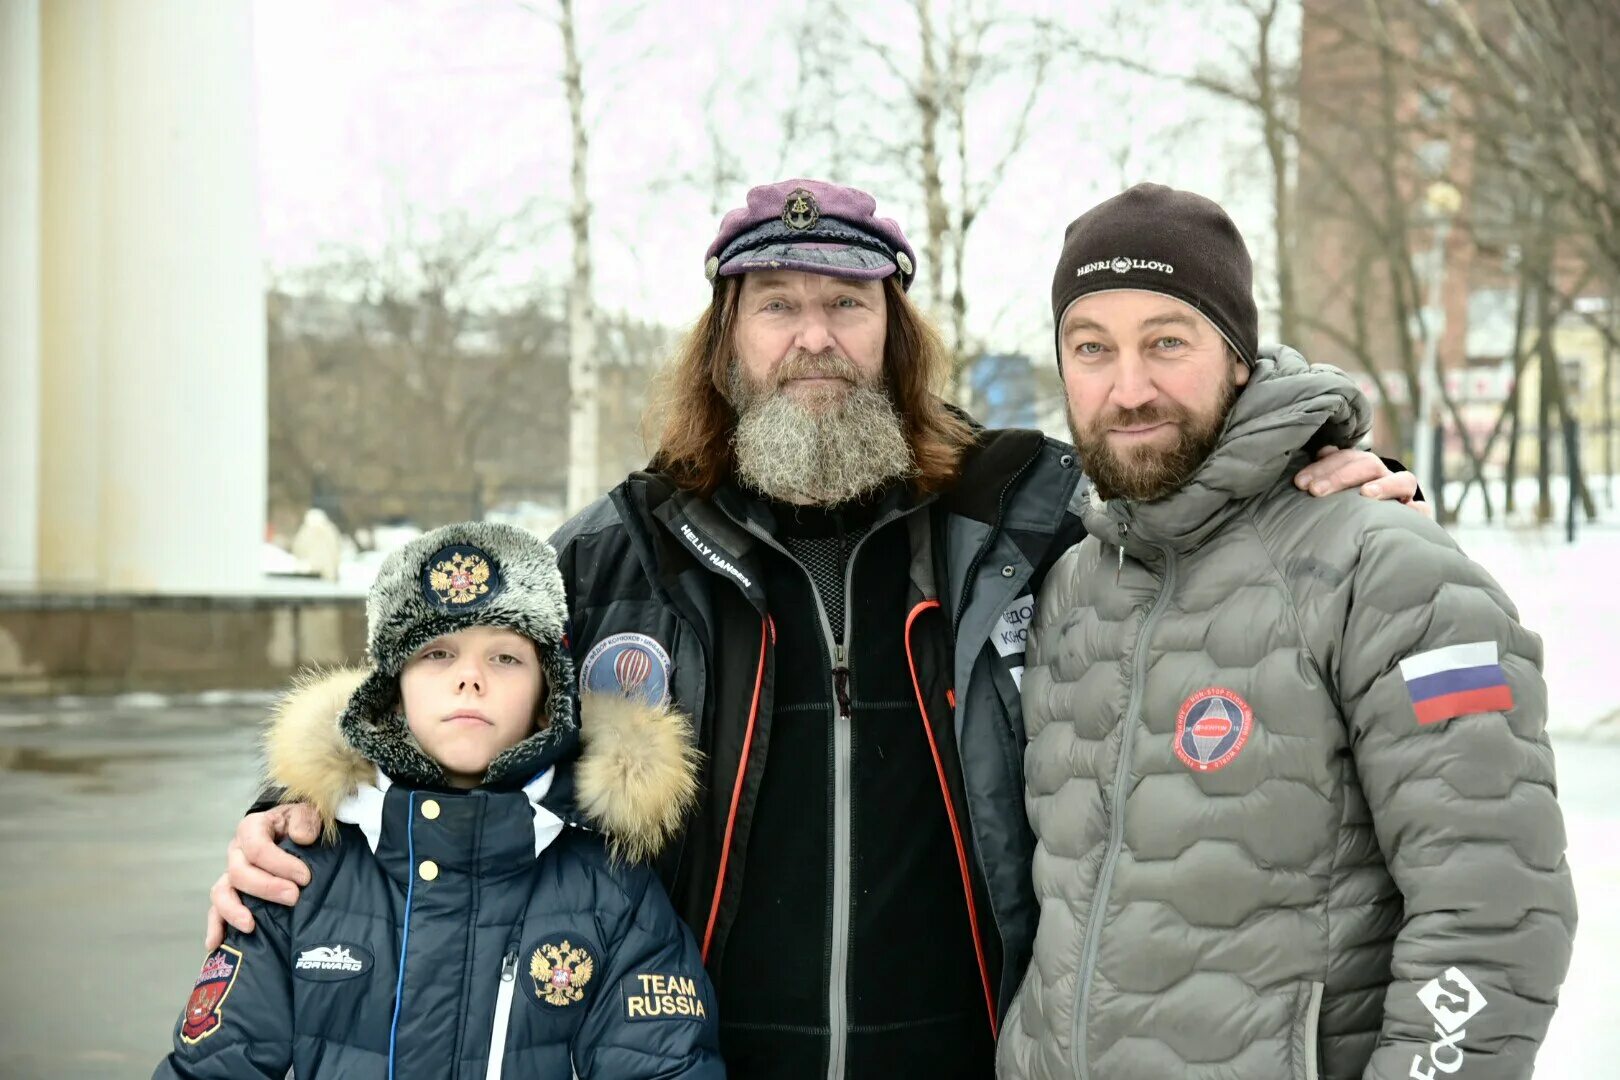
[1173,687,1254,772]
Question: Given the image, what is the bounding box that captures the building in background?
[1294,0,1618,517]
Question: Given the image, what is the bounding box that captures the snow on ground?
[1445,476,1620,735]
[1451,525,1620,734]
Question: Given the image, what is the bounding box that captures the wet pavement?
[0,702,1614,1078]
[0,702,264,1079]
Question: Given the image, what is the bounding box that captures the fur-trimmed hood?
[265,669,701,863]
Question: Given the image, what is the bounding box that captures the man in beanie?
[156,522,720,1078]
[207,180,1416,1078]
[996,183,1576,1080]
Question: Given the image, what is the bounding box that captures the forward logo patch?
[294,942,372,981]
[1173,687,1254,772]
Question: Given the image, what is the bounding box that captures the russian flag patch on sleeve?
[1398,641,1516,725]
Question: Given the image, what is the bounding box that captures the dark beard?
[1071,377,1238,503]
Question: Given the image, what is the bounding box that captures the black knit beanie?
[1050,183,1258,366]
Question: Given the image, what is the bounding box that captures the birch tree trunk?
[914,0,949,332]
[560,0,598,513]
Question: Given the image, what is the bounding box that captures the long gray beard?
[730,369,916,506]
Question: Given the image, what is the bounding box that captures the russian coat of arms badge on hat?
[781,188,820,230]
[421,544,502,609]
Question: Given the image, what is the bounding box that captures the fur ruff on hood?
[264,669,701,864]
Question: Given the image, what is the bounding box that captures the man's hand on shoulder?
[203,803,321,951]
[1294,446,1422,508]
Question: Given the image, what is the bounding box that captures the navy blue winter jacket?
[155,671,723,1079]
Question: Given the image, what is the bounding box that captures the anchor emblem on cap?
[782,188,820,231]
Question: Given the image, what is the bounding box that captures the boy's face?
[400,625,546,789]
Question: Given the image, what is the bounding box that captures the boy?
[155,522,723,1078]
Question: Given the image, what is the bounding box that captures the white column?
[39,0,266,592]
[0,0,42,587]
[37,0,104,588]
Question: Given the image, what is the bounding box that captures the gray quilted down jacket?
[997,348,1575,1080]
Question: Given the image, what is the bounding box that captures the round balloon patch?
[580,633,672,706]
[1173,687,1254,772]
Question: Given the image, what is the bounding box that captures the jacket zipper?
[483,939,521,1080]
[824,526,873,1080]
[1072,540,1176,1080]
[732,512,875,1080]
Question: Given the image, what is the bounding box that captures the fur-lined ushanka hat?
[338,521,576,791]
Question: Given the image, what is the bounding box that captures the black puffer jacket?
[550,427,1087,1076]
[155,671,723,1079]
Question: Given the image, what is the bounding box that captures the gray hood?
[1081,344,1371,556]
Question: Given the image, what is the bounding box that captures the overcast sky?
[252,0,1284,363]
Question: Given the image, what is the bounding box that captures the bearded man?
[997,183,1576,1080]
[204,179,1417,1079]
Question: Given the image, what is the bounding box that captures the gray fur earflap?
[338,521,578,790]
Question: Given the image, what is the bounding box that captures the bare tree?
[266,209,568,534]
[763,1,1053,401]
[1310,0,1615,522]
[557,0,599,513]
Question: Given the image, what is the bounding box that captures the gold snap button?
[418,860,439,882]
[421,799,440,820]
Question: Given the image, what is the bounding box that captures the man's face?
[400,625,545,788]
[1059,290,1249,502]
[726,270,914,506]
[732,270,888,401]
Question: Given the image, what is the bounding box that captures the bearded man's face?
[1058,290,1249,502]
[727,271,914,505]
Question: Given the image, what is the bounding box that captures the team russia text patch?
[1399,641,1515,725]
[621,972,708,1021]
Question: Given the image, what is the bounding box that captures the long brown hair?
[646,276,976,496]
